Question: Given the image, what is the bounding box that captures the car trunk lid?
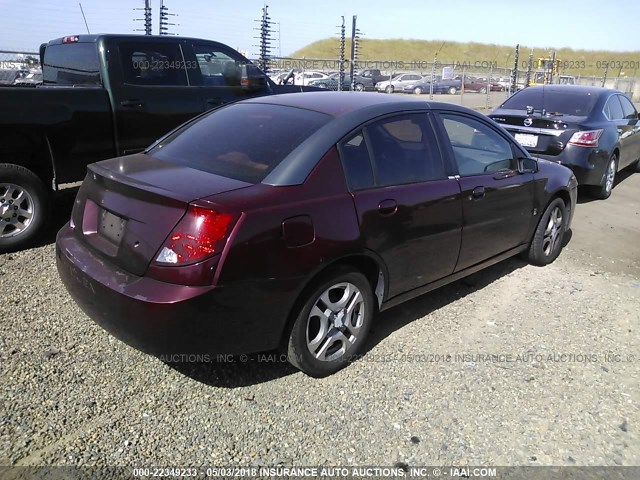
[71,154,251,276]
[491,109,587,156]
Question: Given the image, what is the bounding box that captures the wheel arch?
[0,129,56,191]
[277,251,388,349]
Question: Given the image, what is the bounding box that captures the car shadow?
[167,256,530,388]
[37,187,79,249]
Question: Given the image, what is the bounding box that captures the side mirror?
[518,157,538,173]
[240,64,269,92]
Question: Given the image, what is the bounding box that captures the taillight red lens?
[568,129,603,147]
[155,206,234,265]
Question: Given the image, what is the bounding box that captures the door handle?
[378,199,398,216]
[471,186,485,200]
[120,99,143,108]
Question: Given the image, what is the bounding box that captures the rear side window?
[149,104,330,183]
[604,96,624,120]
[500,89,598,116]
[120,42,188,86]
[619,95,638,120]
[339,132,375,190]
[43,43,100,85]
[365,114,445,186]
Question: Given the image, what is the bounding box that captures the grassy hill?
[290,38,640,77]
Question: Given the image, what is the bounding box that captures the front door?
[435,112,535,271]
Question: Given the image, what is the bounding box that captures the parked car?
[0,34,320,252]
[294,71,329,86]
[357,68,389,85]
[308,73,374,91]
[13,71,43,87]
[490,85,640,199]
[375,73,423,93]
[464,77,504,93]
[0,68,29,85]
[57,92,577,377]
[403,77,461,95]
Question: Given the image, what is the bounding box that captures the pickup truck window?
[120,42,188,86]
[193,45,242,87]
[43,43,100,85]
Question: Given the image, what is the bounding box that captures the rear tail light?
[155,205,235,266]
[568,129,603,147]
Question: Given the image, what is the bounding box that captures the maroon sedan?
[463,77,505,93]
[57,92,577,377]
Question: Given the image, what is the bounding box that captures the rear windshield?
[500,89,598,116]
[149,103,331,183]
[43,43,101,85]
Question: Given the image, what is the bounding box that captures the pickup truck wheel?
[0,164,49,252]
[448,87,457,95]
[354,83,365,92]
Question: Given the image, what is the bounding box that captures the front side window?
[120,42,188,86]
[364,114,445,186]
[440,114,515,176]
[193,45,245,87]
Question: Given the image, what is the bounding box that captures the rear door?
[340,113,463,298]
[616,95,640,168]
[109,38,204,155]
[434,112,535,271]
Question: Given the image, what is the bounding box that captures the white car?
[294,71,329,86]
[375,73,424,93]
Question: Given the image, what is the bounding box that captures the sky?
[0,0,638,56]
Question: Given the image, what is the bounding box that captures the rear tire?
[413,87,423,95]
[591,154,617,200]
[480,87,487,94]
[0,163,49,253]
[287,266,374,377]
[354,83,365,92]
[448,87,457,95]
[527,198,567,266]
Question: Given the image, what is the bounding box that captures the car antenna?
[79,3,91,34]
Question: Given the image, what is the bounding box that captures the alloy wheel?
[305,282,365,362]
[0,183,35,238]
[542,205,563,256]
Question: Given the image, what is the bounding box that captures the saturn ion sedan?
[56,92,577,377]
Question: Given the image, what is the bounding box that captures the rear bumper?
[56,224,292,357]
[534,146,609,186]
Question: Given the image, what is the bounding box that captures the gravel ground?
[1,176,639,470]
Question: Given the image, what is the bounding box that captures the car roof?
[521,84,618,96]
[244,91,467,117]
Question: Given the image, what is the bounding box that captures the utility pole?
[338,16,346,91]
[349,15,361,91]
[159,0,178,36]
[254,4,274,74]
[133,0,152,35]
[510,44,519,94]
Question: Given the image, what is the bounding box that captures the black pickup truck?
[0,34,317,251]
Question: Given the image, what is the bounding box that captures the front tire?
[413,87,423,95]
[354,83,364,92]
[385,85,394,94]
[287,267,374,377]
[591,154,617,199]
[480,87,487,94]
[448,87,457,95]
[0,164,49,252]
[527,198,567,266]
